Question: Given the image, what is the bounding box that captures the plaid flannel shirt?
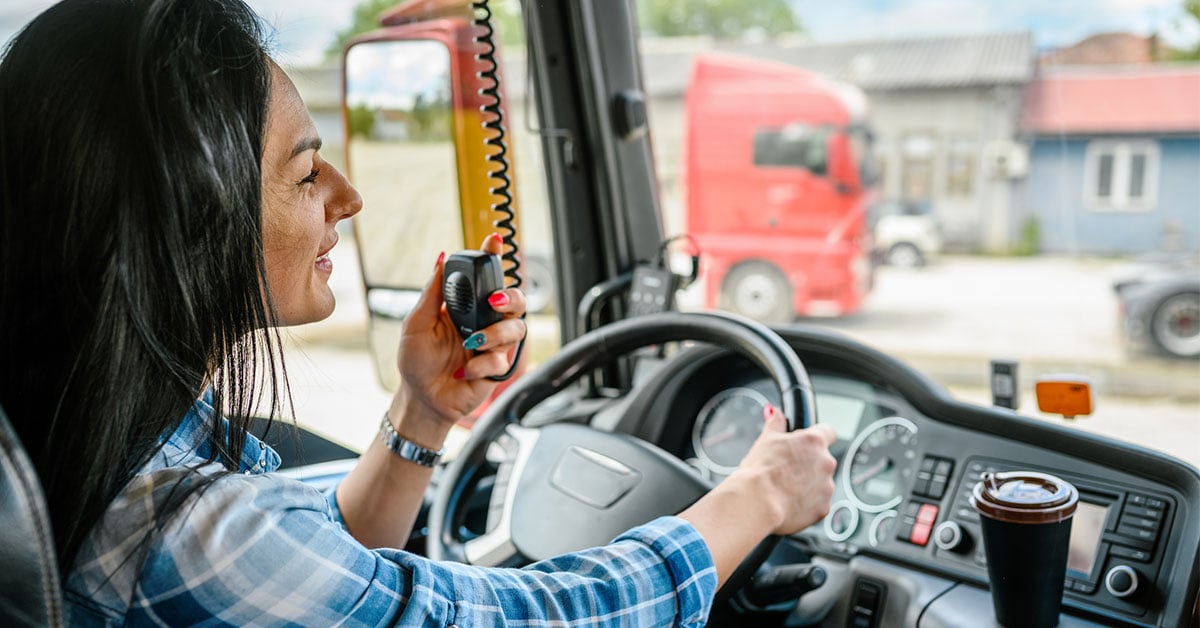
[63,391,717,626]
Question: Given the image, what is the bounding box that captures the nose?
[326,164,363,222]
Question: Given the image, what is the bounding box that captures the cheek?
[261,196,322,295]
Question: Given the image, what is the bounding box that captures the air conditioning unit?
[983,140,1029,179]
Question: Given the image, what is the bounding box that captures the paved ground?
[281,242,1199,467]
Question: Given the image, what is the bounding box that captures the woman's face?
[261,64,362,326]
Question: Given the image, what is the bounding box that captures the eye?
[299,167,321,185]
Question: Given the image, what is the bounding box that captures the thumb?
[407,251,447,328]
[762,403,787,433]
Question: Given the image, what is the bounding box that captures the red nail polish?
[488,232,501,242]
[435,251,445,269]
[762,403,774,421]
[453,367,466,380]
[488,292,509,307]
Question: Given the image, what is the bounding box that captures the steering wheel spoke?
[463,425,539,566]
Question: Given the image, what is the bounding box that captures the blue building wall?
[1021,135,1200,255]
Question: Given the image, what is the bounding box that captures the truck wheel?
[1150,291,1200,359]
[886,242,925,268]
[719,262,793,324]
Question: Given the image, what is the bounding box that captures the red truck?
[685,53,877,322]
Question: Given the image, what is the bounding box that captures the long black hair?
[0,0,285,571]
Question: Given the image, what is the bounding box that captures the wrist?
[388,388,454,448]
[721,469,786,535]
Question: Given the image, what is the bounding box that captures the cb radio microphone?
[443,250,505,339]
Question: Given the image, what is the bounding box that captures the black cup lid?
[971,471,1079,524]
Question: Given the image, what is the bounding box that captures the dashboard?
[610,326,1200,627]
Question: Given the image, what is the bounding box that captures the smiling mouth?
[315,253,333,273]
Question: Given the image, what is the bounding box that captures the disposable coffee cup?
[972,471,1078,628]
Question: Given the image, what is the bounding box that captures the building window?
[1084,140,1159,211]
[901,132,936,200]
[945,135,975,196]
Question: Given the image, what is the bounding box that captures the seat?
[0,403,64,627]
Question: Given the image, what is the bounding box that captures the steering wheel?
[427,311,816,602]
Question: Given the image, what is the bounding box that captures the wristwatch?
[378,413,444,467]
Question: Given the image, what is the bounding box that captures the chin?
[276,294,337,327]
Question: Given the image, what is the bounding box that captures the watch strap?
[379,413,444,467]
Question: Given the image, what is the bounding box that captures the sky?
[1,0,1197,67]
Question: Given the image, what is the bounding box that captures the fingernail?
[488,232,501,242]
[488,292,509,307]
[453,367,466,380]
[435,251,445,269]
[763,403,774,421]
[463,332,486,351]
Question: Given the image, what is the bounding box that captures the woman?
[0,0,837,625]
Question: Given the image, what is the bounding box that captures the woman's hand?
[393,233,527,429]
[730,405,838,535]
[679,405,836,586]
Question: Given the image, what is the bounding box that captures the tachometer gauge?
[692,387,769,475]
[842,416,918,513]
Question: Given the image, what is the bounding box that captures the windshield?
[639,0,1200,466]
[9,1,1192,464]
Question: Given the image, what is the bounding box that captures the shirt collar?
[155,388,281,474]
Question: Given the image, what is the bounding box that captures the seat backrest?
[0,403,64,627]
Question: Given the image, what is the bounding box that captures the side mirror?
[344,37,462,390]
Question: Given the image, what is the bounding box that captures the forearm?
[335,394,451,549]
[677,471,781,589]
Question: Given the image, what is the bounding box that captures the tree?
[325,0,525,61]
[325,0,401,60]
[1171,0,1200,61]
[638,0,802,39]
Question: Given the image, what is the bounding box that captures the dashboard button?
[1110,545,1152,563]
[1122,504,1163,520]
[1116,525,1156,542]
[916,503,939,524]
[1127,494,1147,506]
[920,457,936,473]
[1145,497,1166,509]
[1105,565,1139,599]
[954,506,980,523]
[933,521,968,552]
[910,521,933,546]
[1118,514,1159,531]
[934,459,953,476]
[929,478,948,499]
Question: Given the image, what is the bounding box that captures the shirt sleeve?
[128,473,717,627]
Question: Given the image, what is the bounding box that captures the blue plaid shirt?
[63,392,717,626]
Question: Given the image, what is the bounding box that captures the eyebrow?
[289,136,323,161]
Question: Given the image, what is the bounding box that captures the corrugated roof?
[305,31,1036,108]
[640,32,1035,96]
[1021,65,1200,134]
[723,32,1035,91]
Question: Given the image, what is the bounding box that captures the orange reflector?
[1035,376,1094,419]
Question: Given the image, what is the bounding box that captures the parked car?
[1113,253,1200,359]
[871,198,943,268]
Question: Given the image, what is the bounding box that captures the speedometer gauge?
[842,416,918,513]
[692,387,769,475]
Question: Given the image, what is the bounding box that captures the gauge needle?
[852,458,892,485]
[702,425,738,448]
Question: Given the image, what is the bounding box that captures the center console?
[894,455,1176,625]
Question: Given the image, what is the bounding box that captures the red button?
[917,504,939,524]
[911,521,933,546]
